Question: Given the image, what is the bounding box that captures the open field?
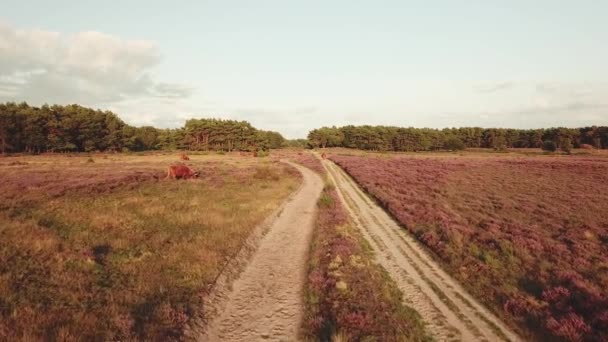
[328,150,608,341]
[0,153,300,341]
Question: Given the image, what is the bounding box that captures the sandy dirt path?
[323,158,520,342]
[201,161,323,341]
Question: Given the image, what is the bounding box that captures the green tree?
[443,137,465,151]
[308,126,344,148]
[542,140,557,152]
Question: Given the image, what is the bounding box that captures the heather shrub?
[275,150,326,176]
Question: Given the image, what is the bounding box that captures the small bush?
[317,192,334,208]
[86,157,95,163]
[542,140,557,152]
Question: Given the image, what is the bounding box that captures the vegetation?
[293,152,430,341]
[0,102,285,154]
[0,154,300,340]
[272,150,326,176]
[443,137,465,151]
[308,125,608,152]
[542,141,557,152]
[329,152,608,341]
[284,139,310,148]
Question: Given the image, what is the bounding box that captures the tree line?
[0,102,286,154]
[308,125,608,152]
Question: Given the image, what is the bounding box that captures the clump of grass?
[86,157,95,163]
[317,191,334,208]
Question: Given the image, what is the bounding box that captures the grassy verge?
[300,154,430,341]
[0,155,300,341]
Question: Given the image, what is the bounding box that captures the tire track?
[323,158,520,342]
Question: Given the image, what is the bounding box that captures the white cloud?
[0,21,194,105]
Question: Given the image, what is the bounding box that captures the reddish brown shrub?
[545,313,590,342]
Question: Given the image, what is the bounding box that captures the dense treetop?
[308,125,608,152]
[2,101,607,154]
[0,102,285,153]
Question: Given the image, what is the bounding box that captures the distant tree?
[542,140,557,152]
[305,125,608,153]
[308,126,344,148]
[258,130,286,149]
[443,137,465,151]
[561,139,573,154]
[3,102,608,154]
[284,139,309,148]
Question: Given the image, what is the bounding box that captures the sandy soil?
[200,161,323,341]
[323,158,521,342]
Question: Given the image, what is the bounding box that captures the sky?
[1,1,607,138]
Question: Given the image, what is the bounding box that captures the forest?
[3,101,607,154]
[0,102,285,154]
[308,125,608,152]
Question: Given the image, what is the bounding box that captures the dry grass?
[0,153,300,341]
[330,151,608,341]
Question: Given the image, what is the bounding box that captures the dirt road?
[323,158,520,342]
[201,161,323,341]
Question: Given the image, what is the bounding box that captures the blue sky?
[1,1,607,138]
